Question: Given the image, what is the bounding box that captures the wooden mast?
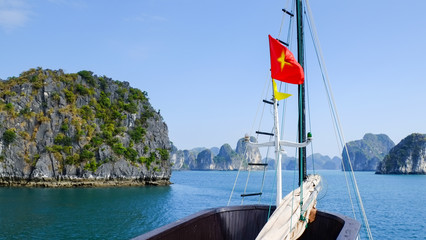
[296,0,307,185]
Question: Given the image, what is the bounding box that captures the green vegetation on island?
[0,68,171,186]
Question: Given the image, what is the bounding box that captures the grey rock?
[31,154,57,180]
[195,149,215,170]
[342,133,394,171]
[0,68,171,186]
[98,144,113,162]
[376,133,426,174]
[236,137,261,165]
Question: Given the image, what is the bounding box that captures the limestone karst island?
[0,68,171,187]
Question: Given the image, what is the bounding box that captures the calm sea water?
[0,170,424,240]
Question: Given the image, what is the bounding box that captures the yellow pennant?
[273,79,291,101]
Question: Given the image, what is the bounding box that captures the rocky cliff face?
[213,144,241,170]
[196,149,216,170]
[235,136,262,165]
[376,133,426,174]
[169,145,197,170]
[170,137,261,170]
[0,68,171,186]
[342,133,395,171]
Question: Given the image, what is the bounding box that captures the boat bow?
[256,175,321,240]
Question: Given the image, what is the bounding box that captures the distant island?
[342,133,395,171]
[376,133,426,174]
[170,137,260,171]
[172,132,426,175]
[0,68,171,187]
[340,132,425,174]
[170,137,341,171]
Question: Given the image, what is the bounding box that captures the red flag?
[268,35,304,84]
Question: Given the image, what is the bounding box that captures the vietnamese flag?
[268,35,304,84]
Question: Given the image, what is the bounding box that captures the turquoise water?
[0,171,424,239]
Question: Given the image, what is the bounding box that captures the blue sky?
[1,0,425,158]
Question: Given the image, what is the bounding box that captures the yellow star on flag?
[277,50,292,71]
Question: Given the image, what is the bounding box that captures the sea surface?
[0,170,424,240]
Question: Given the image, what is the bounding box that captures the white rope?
[241,168,252,204]
[304,0,373,239]
[278,0,293,38]
[254,74,272,135]
[279,0,295,139]
[239,0,297,207]
[227,162,241,206]
[238,0,296,207]
[303,0,358,220]
[280,1,299,233]
[228,72,272,206]
[303,1,357,224]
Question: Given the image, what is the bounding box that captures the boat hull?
[133,205,360,240]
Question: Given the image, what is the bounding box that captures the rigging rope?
[289,146,299,236]
[227,157,243,206]
[304,0,373,239]
[298,79,305,217]
[304,0,357,223]
[303,40,316,174]
[269,0,295,217]
[241,168,252,204]
[278,0,293,38]
[304,9,358,229]
[227,72,271,206]
[278,0,295,140]
[243,0,297,208]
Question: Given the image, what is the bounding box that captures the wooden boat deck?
[133,205,360,240]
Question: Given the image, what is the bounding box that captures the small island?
[376,133,426,174]
[0,68,171,187]
[342,133,395,171]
